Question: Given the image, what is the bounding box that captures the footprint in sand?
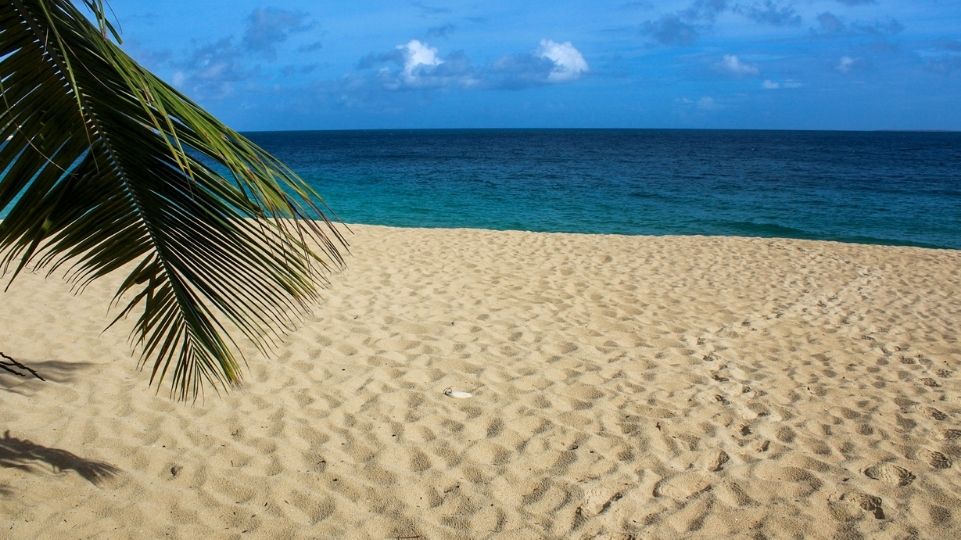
[700,450,730,472]
[580,487,624,517]
[828,491,885,521]
[408,448,432,473]
[864,463,915,486]
[653,472,713,500]
[486,417,505,438]
[776,426,796,444]
[918,449,952,470]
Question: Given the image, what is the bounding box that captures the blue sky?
[102,0,961,131]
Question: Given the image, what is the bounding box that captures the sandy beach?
[1,224,959,538]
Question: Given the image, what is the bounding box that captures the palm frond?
[0,0,348,400]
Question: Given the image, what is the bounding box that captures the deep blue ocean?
[247,129,961,250]
[3,130,958,249]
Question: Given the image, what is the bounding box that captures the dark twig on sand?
[0,352,45,381]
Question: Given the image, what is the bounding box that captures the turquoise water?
[247,129,961,249]
[4,129,959,249]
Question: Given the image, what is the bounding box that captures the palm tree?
[0,0,347,400]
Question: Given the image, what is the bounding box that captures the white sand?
[1,224,960,538]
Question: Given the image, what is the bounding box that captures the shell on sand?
[443,387,473,399]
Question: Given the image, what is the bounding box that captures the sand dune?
[1,225,959,538]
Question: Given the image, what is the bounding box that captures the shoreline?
[1,224,959,537]
[2,216,959,251]
[339,221,961,252]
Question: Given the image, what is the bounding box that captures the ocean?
[248,129,961,250]
[4,129,960,250]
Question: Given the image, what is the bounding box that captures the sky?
[99,0,961,131]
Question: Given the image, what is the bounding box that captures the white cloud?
[717,54,759,76]
[762,79,802,89]
[537,39,589,82]
[398,40,443,83]
[349,38,586,96]
[837,55,858,73]
[170,38,248,99]
[676,96,719,110]
[697,96,718,110]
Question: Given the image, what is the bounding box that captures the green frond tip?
[0,0,349,400]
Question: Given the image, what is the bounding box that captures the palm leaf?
[0,0,348,400]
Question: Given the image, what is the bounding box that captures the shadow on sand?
[0,357,100,396]
[0,430,119,485]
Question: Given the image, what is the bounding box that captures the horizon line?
[240,127,961,135]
